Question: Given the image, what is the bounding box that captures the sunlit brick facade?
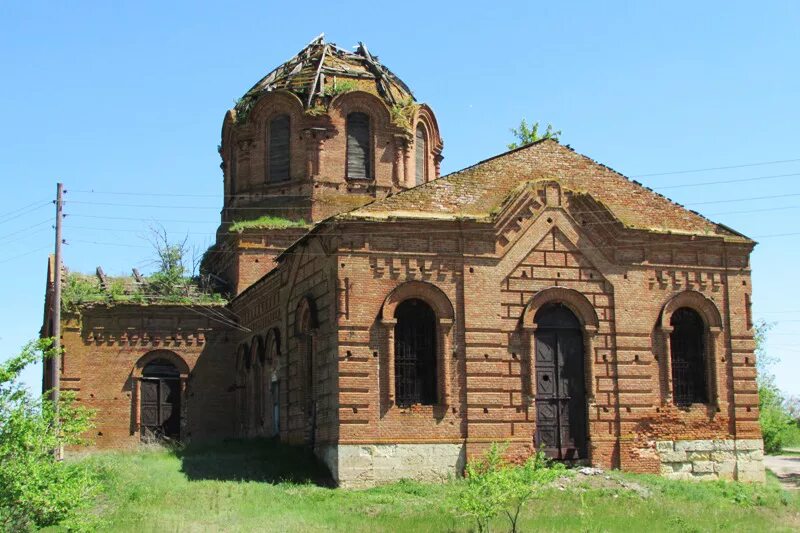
[44,37,765,486]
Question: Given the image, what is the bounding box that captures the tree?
[145,224,193,299]
[754,321,799,453]
[0,339,99,531]
[507,119,561,150]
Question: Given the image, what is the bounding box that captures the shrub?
[754,320,797,454]
[0,339,99,531]
[457,443,566,533]
[760,381,796,454]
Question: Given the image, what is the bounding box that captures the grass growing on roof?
[61,272,226,309]
[229,216,310,232]
[77,439,800,532]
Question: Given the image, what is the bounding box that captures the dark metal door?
[140,377,180,440]
[535,329,587,460]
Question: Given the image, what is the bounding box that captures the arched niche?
[380,280,455,322]
[248,90,305,130]
[659,290,723,330]
[329,90,392,129]
[521,286,599,330]
[294,295,319,336]
[132,349,190,379]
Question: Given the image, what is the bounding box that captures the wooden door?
[140,377,181,441]
[534,329,587,460]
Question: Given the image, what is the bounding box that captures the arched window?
[394,299,437,407]
[268,115,290,183]
[140,359,181,441]
[346,112,371,179]
[670,307,708,406]
[415,123,428,185]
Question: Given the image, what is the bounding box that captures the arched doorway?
[534,303,588,460]
[140,359,181,442]
[394,298,437,407]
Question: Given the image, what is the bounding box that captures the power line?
[708,205,800,216]
[0,201,52,225]
[0,245,51,265]
[66,189,800,210]
[690,193,800,206]
[61,199,800,231]
[63,230,800,261]
[0,218,54,242]
[633,157,800,178]
[654,172,800,190]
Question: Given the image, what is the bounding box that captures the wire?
[633,157,800,177]
[690,193,800,206]
[0,218,54,242]
[0,225,52,245]
[707,205,800,216]
[0,245,51,265]
[0,201,52,225]
[62,230,799,262]
[69,214,214,224]
[654,172,800,190]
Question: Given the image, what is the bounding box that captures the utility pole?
[52,182,64,459]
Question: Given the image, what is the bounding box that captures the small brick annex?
[42,36,765,486]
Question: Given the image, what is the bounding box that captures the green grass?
[229,216,310,232]
[62,272,226,309]
[72,440,800,532]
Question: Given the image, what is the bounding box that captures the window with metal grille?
[346,112,371,179]
[670,307,708,406]
[415,124,427,185]
[394,299,437,407]
[268,115,290,182]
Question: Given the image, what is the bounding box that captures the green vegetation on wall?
[507,119,561,150]
[229,215,310,232]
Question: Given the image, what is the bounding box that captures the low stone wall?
[330,443,466,488]
[656,439,765,482]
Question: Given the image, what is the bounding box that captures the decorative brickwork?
[43,37,763,485]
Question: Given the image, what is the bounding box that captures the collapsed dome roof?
[234,34,415,122]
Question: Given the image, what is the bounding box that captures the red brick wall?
[59,305,236,449]
[315,179,758,472]
[230,238,339,449]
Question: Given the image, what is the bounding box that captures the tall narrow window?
[346,112,370,179]
[229,148,238,194]
[268,115,290,182]
[670,307,708,406]
[415,124,428,185]
[394,299,437,407]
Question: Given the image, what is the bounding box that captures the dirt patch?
[551,467,653,498]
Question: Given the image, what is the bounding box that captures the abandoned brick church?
[42,36,765,486]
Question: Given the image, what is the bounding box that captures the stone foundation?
[326,443,466,488]
[656,439,765,482]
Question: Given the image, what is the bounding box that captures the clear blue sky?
[1,1,798,396]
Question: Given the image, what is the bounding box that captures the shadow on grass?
[172,438,335,487]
